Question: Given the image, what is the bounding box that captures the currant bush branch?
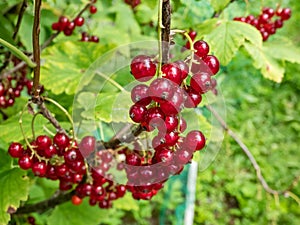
[2,1,94,78]
[15,190,75,215]
[0,0,28,72]
[206,105,300,199]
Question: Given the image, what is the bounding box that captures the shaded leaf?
[0,169,29,225]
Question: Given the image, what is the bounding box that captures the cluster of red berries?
[51,1,99,41]
[182,30,219,95]
[234,7,292,41]
[124,0,141,9]
[8,133,128,208]
[80,32,99,43]
[51,16,86,36]
[8,133,87,191]
[0,59,34,108]
[125,37,219,199]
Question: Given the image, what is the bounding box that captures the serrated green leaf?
[204,20,262,65]
[264,38,300,64]
[0,168,29,225]
[0,112,50,143]
[0,147,12,174]
[244,42,285,82]
[47,200,109,225]
[94,91,131,123]
[40,41,113,95]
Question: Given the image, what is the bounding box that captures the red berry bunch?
[124,0,141,9]
[0,59,34,108]
[80,32,99,43]
[51,1,99,40]
[125,39,219,199]
[234,7,292,41]
[52,16,85,36]
[8,133,87,191]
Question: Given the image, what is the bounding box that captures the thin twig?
[32,0,42,98]
[212,0,235,18]
[0,0,28,73]
[206,105,300,197]
[15,190,75,215]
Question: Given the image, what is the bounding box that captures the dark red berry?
[188,30,197,40]
[148,78,175,103]
[184,86,202,108]
[58,16,69,31]
[161,63,183,85]
[160,87,184,115]
[142,107,165,131]
[36,135,52,149]
[263,7,275,17]
[274,19,283,28]
[194,40,210,58]
[203,55,220,75]
[51,22,60,31]
[8,142,24,158]
[190,72,212,94]
[126,153,142,166]
[174,60,189,79]
[90,35,99,43]
[32,161,47,177]
[277,8,292,20]
[53,133,70,149]
[18,155,33,170]
[129,104,147,123]
[164,115,179,132]
[79,136,96,157]
[131,84,152,105]
[89,5,98,14]
[130,55,157,82]
[74,17,85,26]
[185,130,206,151]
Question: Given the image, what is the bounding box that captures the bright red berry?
[89,5,98,14]
[203,55,220,75]
[74,17,85,26]
[185,130,206,151]
[8,142,24,158]
[194,40,210,58]
[130,55,157,82]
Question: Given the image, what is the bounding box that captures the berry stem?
[0,0,28,72]
[95,71,127,92]
[19,102,35,154]
[44,97,75,139]
[14,190,75,215]
[0,38,36,68]
[32,0,42,98]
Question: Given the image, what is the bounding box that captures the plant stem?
[0,38,36,68]
[32,0,42,98]
[161,0,171,63]
[15,190,75,215]
[206,105,300,198]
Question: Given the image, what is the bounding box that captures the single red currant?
[194,40,210,58]
[130,55,157,82]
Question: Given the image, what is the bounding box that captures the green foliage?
[1,0,300,225]
[0,168,30,225]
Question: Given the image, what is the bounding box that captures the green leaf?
[40,41,113,95]
[204,20,262,65]
[244,42,285,83]
[95,91,131,123]
[209,0,231,12]
[264,37,300,64]
[0,168,30,225]
[0,112,50,143]
[47,200,112,225]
